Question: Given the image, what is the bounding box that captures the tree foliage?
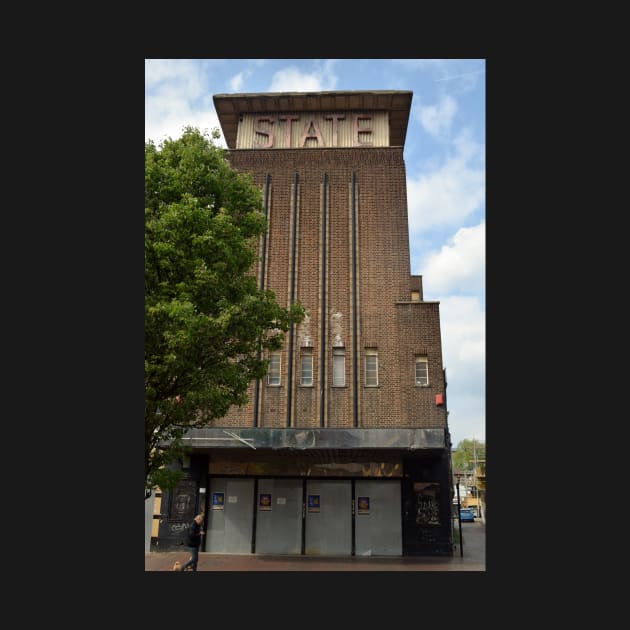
[451,439,486,475]
[145,127,304,496]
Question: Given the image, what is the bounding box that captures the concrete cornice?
[213,90,413,149]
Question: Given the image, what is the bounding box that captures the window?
[415,357,429,386]
[268,352,281,386]
[301,351,313,386]
[365,349,378,386]
[332,348,345,386]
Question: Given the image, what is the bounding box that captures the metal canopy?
[179,427,445,450]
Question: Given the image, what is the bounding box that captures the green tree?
[145,127,304,497]
[451,438,486,474]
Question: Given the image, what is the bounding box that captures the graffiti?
[170,522,188,533]
[175,494,191,515]
[168,478,197,522]
[415,495,440,526]
[414,482,441,526]
[418,530,438,543]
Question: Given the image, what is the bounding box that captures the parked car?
[459,508,475,522]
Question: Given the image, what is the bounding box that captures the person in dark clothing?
[180,513,205,571]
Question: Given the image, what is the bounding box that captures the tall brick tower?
[153,91,454,556]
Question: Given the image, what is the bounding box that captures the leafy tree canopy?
[145,127,304,497]
[451,438,485,476]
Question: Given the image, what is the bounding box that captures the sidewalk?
[145,521,485,571]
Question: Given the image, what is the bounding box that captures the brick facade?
[218,147,447,432]
[154,91,454,557]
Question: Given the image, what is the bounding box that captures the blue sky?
[145,59,485,449]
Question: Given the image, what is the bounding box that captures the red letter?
[353,115,372,146]
[279,115,299,148]
[325,114,345,147]
[254,117,275,148]
[300,118,325,147]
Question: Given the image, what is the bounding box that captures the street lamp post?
[454,472,463,557]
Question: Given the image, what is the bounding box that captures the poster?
[357,496,370,515]
[211,492,225,510]
[259,493,272,511]
[307,494,320,513]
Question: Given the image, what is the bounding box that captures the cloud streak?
[435,70,485,82]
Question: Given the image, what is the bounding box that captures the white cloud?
[437,295,485,447]
[145,59,206,99]
[145,93,225,147]
[268,61,338,92]
[145,59,182,86]
[229,70,252,92]
[440,296,485,367]
[447,393,485,448]
[145,60,226,147]
[407,129,485,235]
[419,222,485,296]
[229,72,245,91]
[418,95,458,137]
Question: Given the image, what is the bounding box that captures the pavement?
[145,520,485,571]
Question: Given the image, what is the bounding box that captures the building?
[151,90,455,556]
[466,460,486,521]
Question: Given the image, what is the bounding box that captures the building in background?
[152,90,455,556]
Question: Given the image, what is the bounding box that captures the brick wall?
[216,147,446,431]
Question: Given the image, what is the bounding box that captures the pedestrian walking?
[179,513,205,572]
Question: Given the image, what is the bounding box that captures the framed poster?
[357,496,370,515]
[307,494,320,513]
[211,492,225,510]
[259,493,272,511]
